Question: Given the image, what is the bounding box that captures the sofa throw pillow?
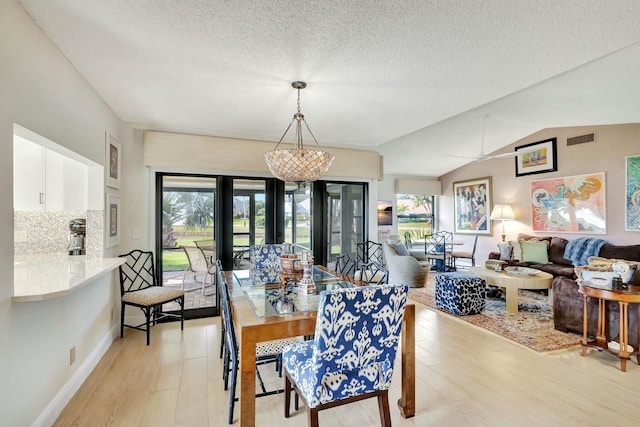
[508,240,522,261]
[519,239,549,264]
[392,241,410,256]
[497,243,513,261]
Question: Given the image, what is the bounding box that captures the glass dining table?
[224,265,416,426]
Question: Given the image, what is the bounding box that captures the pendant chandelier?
[264,81,334,183]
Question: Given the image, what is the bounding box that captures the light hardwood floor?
[55,303,640,426]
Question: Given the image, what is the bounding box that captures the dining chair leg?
[120,301,125,338]
[308,407,319,427]
[284,376,291,418]
[256,365,268,394]
[228,355,238,424]
[179,296,184,331]
[223,346,229,389]
[144,307,151,346]
[377,391,391,427]
[219,324,225,359]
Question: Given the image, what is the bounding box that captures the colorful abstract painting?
[531,173,606,234]
[453,177,492,235]
[626,155,640,231]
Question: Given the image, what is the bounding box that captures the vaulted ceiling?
[17,0,640,176]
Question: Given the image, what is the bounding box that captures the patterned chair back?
[305,284,408,407]
[250,244,285,269]
[356,240,383,269]
[334,253,356,278]
[118,249,156,295]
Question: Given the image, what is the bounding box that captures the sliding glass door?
[325,182,366,265]
[231,179,266,268]
[158,174,217,318]
[155,172,368,319]
[285,182,312,250]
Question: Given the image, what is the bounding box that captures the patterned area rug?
[408,277,582,353]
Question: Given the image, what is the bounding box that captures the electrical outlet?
[132,227,141,239]
[69,346,76,365]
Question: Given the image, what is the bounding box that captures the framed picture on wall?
[106,192,120,248]
[105,132,121,189]
[515,137,557,177]
[377,200,392,226]
[453,176,492,235]
[626,155,640,231]
[531,172,606,234]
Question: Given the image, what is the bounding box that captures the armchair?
[383,238,429,288]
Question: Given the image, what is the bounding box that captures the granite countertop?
[13,254,125,302]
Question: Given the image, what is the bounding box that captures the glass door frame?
[155,172,219,319]
[311,180,368,266]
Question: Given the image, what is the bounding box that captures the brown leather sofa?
[553,244,640,347]
[491,237,640,346]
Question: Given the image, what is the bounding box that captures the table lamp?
[490,204,515,242]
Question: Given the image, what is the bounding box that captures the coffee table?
[469,266,553,313]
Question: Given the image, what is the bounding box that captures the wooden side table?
[578,282,640,372]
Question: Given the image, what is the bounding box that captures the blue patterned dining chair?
[218,263,299,424]
[282,284,409,427]
[250,244,285,269]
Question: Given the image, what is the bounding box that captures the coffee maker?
[68,218,86,256]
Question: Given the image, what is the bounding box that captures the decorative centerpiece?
[280,254,303,273]
[485,259,508,271]
[297,250,316,294]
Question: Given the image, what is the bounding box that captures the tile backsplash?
[14,210,104,258]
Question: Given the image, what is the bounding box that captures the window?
[396,194,436,241]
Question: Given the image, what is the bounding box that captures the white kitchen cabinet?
[13,135,88,211]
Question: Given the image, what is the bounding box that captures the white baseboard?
[32,324,118,427]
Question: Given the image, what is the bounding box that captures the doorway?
[325,182,366,266]
[157,173,218,318]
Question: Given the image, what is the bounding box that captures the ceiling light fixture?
[264,81,334,183]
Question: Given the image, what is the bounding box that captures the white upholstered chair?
[382,237,429,288]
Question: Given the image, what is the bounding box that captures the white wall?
[0,1,122,425]
[439,124,640,264]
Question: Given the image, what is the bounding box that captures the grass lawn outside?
[162,223,313,271]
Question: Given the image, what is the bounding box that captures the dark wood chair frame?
[284,361,392,427]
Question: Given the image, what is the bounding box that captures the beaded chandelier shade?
[264,81,334,183]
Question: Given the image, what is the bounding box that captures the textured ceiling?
[17,0,640,176]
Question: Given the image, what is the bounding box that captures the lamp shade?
[490,204,515,221]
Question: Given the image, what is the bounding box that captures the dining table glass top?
[231,265,354,318]
[232,265,339,286]
[242,281,356,318]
